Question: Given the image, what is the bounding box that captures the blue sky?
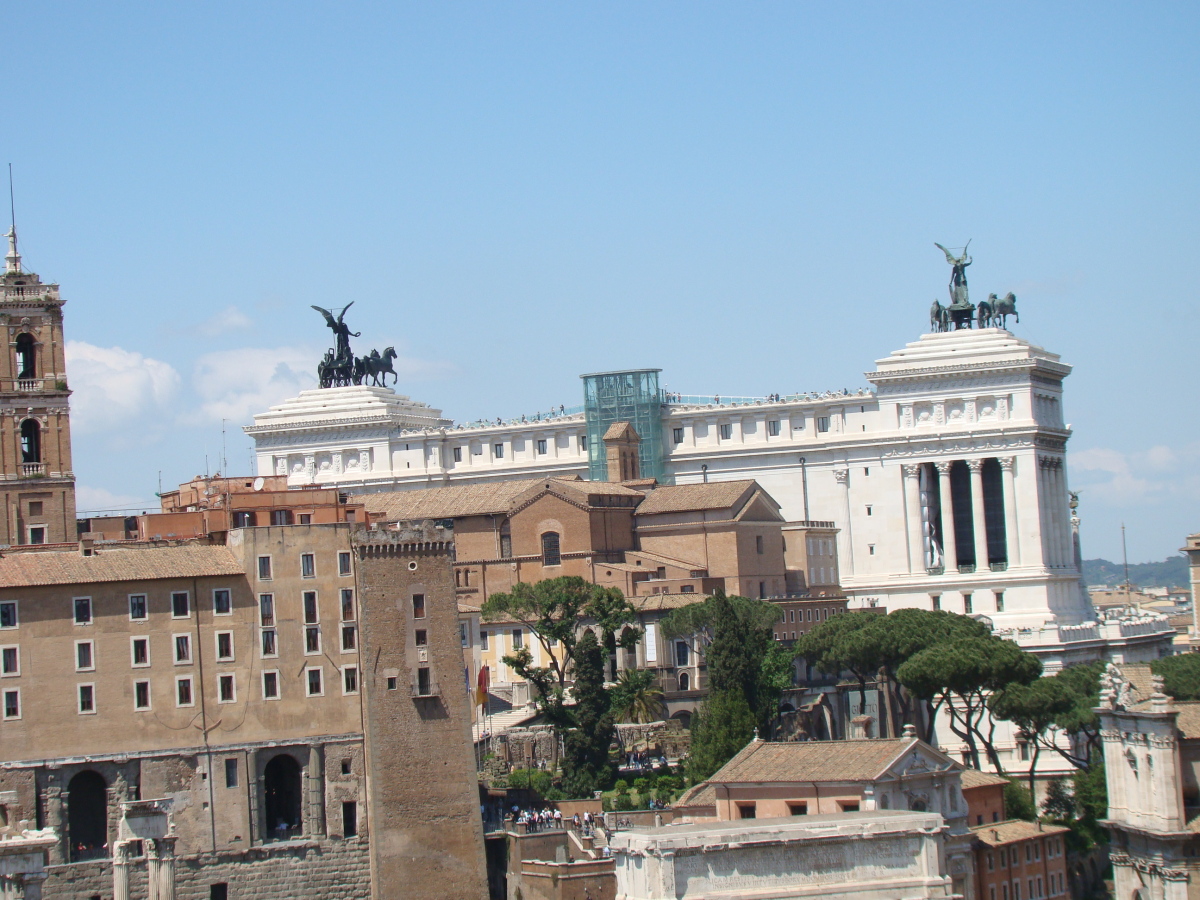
[4,4,1197,564]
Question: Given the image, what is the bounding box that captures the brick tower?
[1,222,76,545]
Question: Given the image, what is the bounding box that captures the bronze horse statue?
[359,347,399,387]
[979,292,1019,329]
[930,300,950,333]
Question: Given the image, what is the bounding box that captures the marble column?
[833,469,854,574]
[903,464,924,574]
[152,837,177,900]
[146,839,161,900]
[308,745,326,837]
[999,457,1020,566]
[967,459,989,569]
[935,462,956,572]
[112,841,133,900]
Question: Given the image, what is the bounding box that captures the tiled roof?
[602,422,639,441]
[634,481,757,516]
[960,769,1009,790]
[630,594,707,612]
[366,476,644,522]
[971,819,1068,846]
[0,544,244,587]
[1122,664,1155,702]
[708,738,913,785]
[1175,702,1200,739]
[458,602,482,614]
[672,782,716,811]
[365,480,541,520]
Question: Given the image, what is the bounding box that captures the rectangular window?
[261,629,278,658]
[768,420,781,436]
[737,803,756,819]
[28,501,42,516]
[386,676,398,690]
[511,629,523,649]
[578,435,587,451]
[537,439,547,455]
[413,594,426,619]
[74,597,92,625]
[213,589,232,615]
[339,551,352,576]
[542,532,561,566]
[719,423,732,440]
[306,667,323,696]
[78,683,96,714]
[480,630,489,650]
[3,688,19,720]
[75,640,94,672]
[788,802,807,815]
[131,637,150,667]
[218,673,235,703]
[134,680,151,710]
[176,677,194,707]
[0,645,17,676]
[0,602,16,629]
[301,553,315,578]
[224,758,239,788]
[963,593,973,614]
[172,592,190,618]
[262,670,280,699]
[28,526,45,545]
[672,427,684,444]
[175,634,192,664]
[258,555,272,579]
[995,591,1005,612]
[259,594,275,626]
[342,801,358,838]
[839,801,859,812]
[460,623,469,648]
[816,416,830,433]
[129,595,148,620]
[756,535,764,554]
[299,514,312,525]
[216,631,234,661]
[493,443,504,459]
[341,625,357,652]
[452,446,462,463]
[675,641,690,667]
[341,589,355,621]
[305,627,321,654]
[931,594,941,611]
[415,629,428,647]
[304,591,319,624]
[866,505,873,516]
[416,666,432,696]
[342,665,359,695]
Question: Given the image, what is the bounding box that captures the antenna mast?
[1121,523,1131,593]
[4,163,20,274]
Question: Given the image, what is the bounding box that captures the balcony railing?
[21,463,45,477]
[957,564,976,574]
[990,561,1008,572]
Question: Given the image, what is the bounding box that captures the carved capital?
[902,464,922,479]
[935,461,952,476]
[966,459,983,473]
[998,456,1016,471]
[833,468,849,485]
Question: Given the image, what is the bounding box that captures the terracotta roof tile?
[0,544,244,588]
[672,782,716,811]
[971,819,1068,846]
[634,481,757,516]
[959,769,1009,790]
[366,476,644,522]
[1175,701,1200,739]
[708,738,914,784]
[630,594,707,612]
[602,422,639,441]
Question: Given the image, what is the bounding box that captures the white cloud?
[196,306,253,337]
[189,346,318,424]
[75,485,156,514]
[65,341,181,435]
[1072,443,1200,506]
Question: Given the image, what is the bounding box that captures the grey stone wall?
[43,837,370,900]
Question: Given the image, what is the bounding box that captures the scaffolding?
[580,369,667,483]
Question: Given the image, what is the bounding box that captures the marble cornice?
[867,357,1071,386]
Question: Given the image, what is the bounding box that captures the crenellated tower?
[0,224,76,544]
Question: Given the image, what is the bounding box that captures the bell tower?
[0,220,76,544]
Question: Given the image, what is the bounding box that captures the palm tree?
[612,669,665,724]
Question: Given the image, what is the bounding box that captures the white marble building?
[609,811,954,900]
[247,328,1174,665]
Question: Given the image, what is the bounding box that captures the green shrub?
[613,778,629,792]
[508,769,532,790]
[530,770,554,797]
[632,777,650,794]
[613,792,636,812]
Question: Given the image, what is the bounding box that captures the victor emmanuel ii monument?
[246,247,1173,672]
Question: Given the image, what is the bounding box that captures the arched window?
[263,754,303,841]
[19,419,40,464]
[541,532,561,567]
[67,770,108,861]
[14,334,36,380]
[678,671,690,692]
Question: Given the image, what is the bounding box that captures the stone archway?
[263,754,303,841]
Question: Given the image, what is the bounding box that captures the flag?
[476,665,490,707]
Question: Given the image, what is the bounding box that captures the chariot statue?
[312,302,399,388]
[927,243,1020,333]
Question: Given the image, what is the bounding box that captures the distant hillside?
[1082,555,1190,588]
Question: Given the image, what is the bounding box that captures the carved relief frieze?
[881,437,1035,459]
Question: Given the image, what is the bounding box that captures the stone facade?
[0,232,76,546]
[610,811,953,900]
[353,525,489,900]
